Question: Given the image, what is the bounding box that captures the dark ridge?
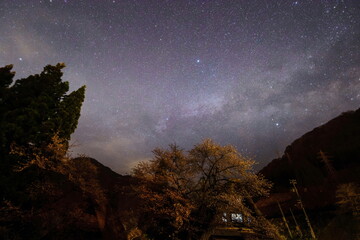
[257,107,360,217]
[260,108,360,189]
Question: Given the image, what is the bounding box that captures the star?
[1,0,359,173]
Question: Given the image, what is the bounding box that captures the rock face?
[257,108,360,216]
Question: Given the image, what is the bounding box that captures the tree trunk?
[200,228,214,240]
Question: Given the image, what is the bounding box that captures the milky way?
[1,0,359,173]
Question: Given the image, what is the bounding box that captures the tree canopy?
[0,63,85,156]
[132,139,281,240]
[0,63,86,205]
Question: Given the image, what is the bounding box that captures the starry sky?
[1,0,359,173]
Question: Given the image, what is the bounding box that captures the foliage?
[10,134,69,171]
[132,139,281,240]
[336,183,360,216]
[10,133,107,206]
[0,63,90,238]
[132,144,194,239]
[0,63,85,201]
[2,133,111,239]
[0,63,85,156]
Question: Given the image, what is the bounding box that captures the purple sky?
[1,0,359,173]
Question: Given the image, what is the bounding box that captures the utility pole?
[277,201,292,238]
[290,179,316,239]
[290,208,303,238]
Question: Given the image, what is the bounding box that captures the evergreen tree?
[0,63,86,176]
[0,63,85,154]
[0,64,16,153]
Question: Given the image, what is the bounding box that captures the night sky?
[1,0,359,173]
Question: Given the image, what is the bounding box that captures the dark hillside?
[260,107,360,192]
[0,157,140,240]
[257,108,360,239]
